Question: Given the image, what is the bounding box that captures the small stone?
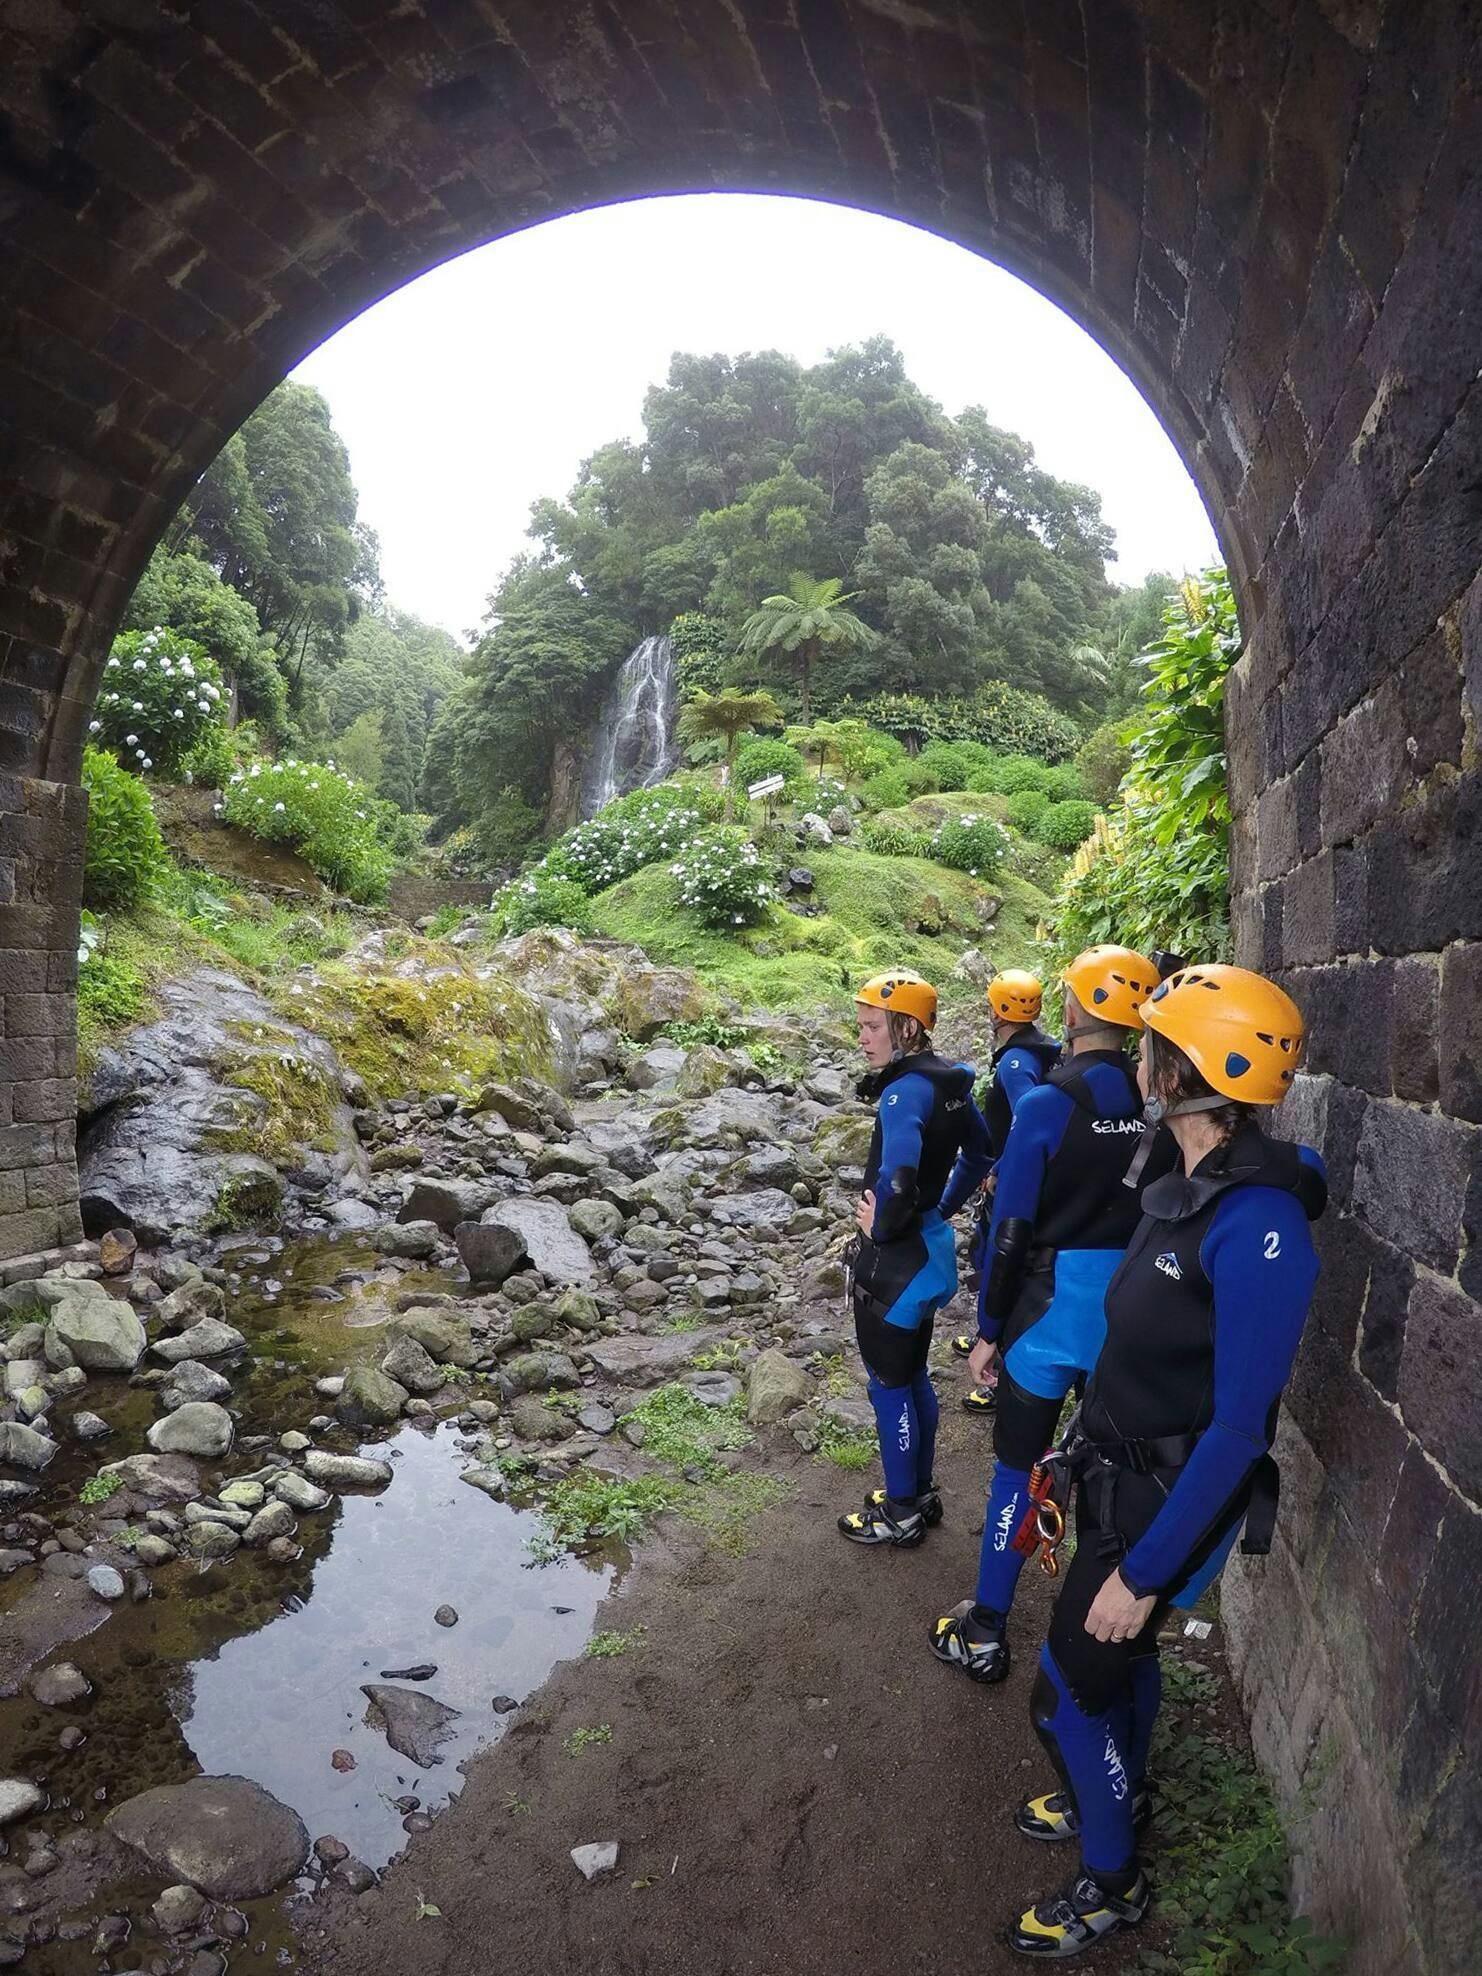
[218,1478,265,1509]
[279,1430,311,1452]
[57,1726,86,1752]
[334,1857,377,1893]
[433,1604,458,1628]
[491,1695,518,1713]
[273,1471,333,1512]
[0,1779,45,1825]
[314,1836,350,1865]
[28,1662,90,1708]
[577,1403,616,1435]
[68,1411,112,1442]
[132,1534,177,1566]
[148,1401,234,1459]
[184,1521,240,1560]
[570,1842,619,1881]
[303,1452,393,1490]
[153,1884,207,1933]
[331,1750,356,1773]
[335,1365,408,1427]
[86,1564,126,1601]
[244,1501,297,1547]
[99,1229,138,1276]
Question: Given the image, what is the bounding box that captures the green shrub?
[1076,719,1133,804]
[897,756,938,797]
[859,766,910,811]
[671,612,726,700]
[734,737,806,794]
[77,945,147,1030]
[860,818,931,857]
[795,775,849,816]
[541,783,721,894]
[81,746,167,910]
[854,683,1079,762]
[1041,763,1090,804]
[91,627,227,778]
[500,871,594,937]
[222,758,393,903]
[180,723,239,790]
[671,826,774,925]
[984,753,1053,796]
[1006,788,1051,830]
[916,741,971,791]
[1035,799,1099,851]
[475,785,544,866]
[928,811,1012,878]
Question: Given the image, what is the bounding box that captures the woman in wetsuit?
[1008,963,1323,1959]
[836,971,992,1549]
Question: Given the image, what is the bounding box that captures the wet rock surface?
[105,1775,309,1899]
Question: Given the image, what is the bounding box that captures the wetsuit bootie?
[1014,1788,1153,1844]
[867,1482,943,1527]
[961,1384,997,1416]
[950,1333,974,1357]
[1008,1869,1149,1957]
[928,1599,1009,1682]
[838,1495,926,1547]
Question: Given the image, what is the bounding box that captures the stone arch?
[1,5,1479,1970]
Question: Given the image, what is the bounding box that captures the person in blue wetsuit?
[950,969,1062,1389]
[1007,963,1321,1959]
[836,970,992,1549]
[930,945,1167,1680]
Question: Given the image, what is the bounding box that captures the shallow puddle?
[0,1235,622,1965]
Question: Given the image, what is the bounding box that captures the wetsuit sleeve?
[868,1075,932,1242]
[939,1095,993,1218]
[997,1049,1044,1116]
[1119,1185,1321,1596]
[976,1088,1063,1342]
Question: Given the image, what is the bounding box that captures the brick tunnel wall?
[0,3,1478,1967]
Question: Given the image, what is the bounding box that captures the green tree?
[377,697,420,812]
[676,688,783,819]
[737,575,876,724]
[335,709,385,789]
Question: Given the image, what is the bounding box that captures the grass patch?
[563,1724,613,1756]
[532,1473,680,1558]
[205,1167,283,1232]
[79,1471,125,1505]
[1133,1658,1347,1974]
[585,1627,645,1659]
[589,842,1052,1014]
[675,1473,792,1556]
[689,1338,745,1372]
[659,1313,704,1334]
[619,1383,752,1479]
[812,1410,877,1471]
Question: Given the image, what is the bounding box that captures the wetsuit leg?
[909,1365,939,1493]
[975,1375,1065,1615]
[866,1368,921,1503]
[1126,1652,1161,1791]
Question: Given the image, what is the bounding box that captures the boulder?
[676,1045,734,1098]
[583,1330,723,1387]
[609,965,706,1042]
[380,1335,444,1397]
[147,1402,234,1459]
[399,1176,499,1233]
[0,1780,45,1825]
[303,1451,393,1490]
[509,1396,576,1443]
[623,1044,686,1092]
[244,1501,297,1547]
[156,1279,227,1330]
[710,1188,798,1238]
[106,1776,309,1899]
[481,1198,594,1285]
[747,1348,814,1425]
[87,1564,126,1599]
[185,1521,241,1560]
[98,1228,138,1275]
[151,1318,246,1365]
[0,1423,56,1472]
[390,1308,474,1365]
[161,1359,233,1407]
[335,1366,408,1427]
[43,1295,144,1373]
[827,804,853,837]
[272,1471,332,1512]
[554,1288,603,1333]
[471,1081,542,1131]
[797,811,833,845]
[452,1220,526,1289]
[373,1220,442,1261]
[569,1198,624,1244]
[97,1452,202,1502]
[360,1685,460,1768]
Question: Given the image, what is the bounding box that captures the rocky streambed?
[0,930,911,1972]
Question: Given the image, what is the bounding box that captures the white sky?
[294,193,1219,643]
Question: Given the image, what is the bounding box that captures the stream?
[0,1234,623,1969]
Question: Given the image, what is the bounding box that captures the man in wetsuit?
[836,971,993,1549]
[928,945,1166,1680]
[953,968,1062,1406]
[1007,963,1321,1957]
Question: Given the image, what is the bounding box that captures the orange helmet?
[1061,945,1159,1030]
[856,970,938,1031]
[1141,964,1305,1104]
[988,968,1043,1023]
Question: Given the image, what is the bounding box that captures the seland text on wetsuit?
[972,1051,1174,1620]
[1033,1124,1326,1890]
[850,1052,991,1500]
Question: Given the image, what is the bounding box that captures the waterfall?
[580,634,676,816]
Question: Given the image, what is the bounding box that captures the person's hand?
[1084,1568,1157,1644]
[855,1190,876,1236]
[967,1337,999,1388]
[981,1171,998,1198]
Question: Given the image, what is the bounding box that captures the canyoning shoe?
[868,1483,943,1528]
[837,1498,927,1547]
[929,1599,1010,1683]
[1008,1869,1150,1957]
[1014,1787,1153,1844]
[950,1333,974,1357]
[962,1384,998,1416]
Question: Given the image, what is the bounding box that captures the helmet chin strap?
[1123,1092,1229,1188]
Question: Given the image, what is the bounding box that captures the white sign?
[747,773,786,799]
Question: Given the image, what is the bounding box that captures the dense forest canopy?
[436,337,1167,851]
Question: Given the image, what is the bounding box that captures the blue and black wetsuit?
[982,1023,1062,1161]
[973,1052,1173,1619]
[1032,1124,1326,1891]
[850,1052,992,1500]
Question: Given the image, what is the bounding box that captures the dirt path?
[300,1402,1150,1976]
